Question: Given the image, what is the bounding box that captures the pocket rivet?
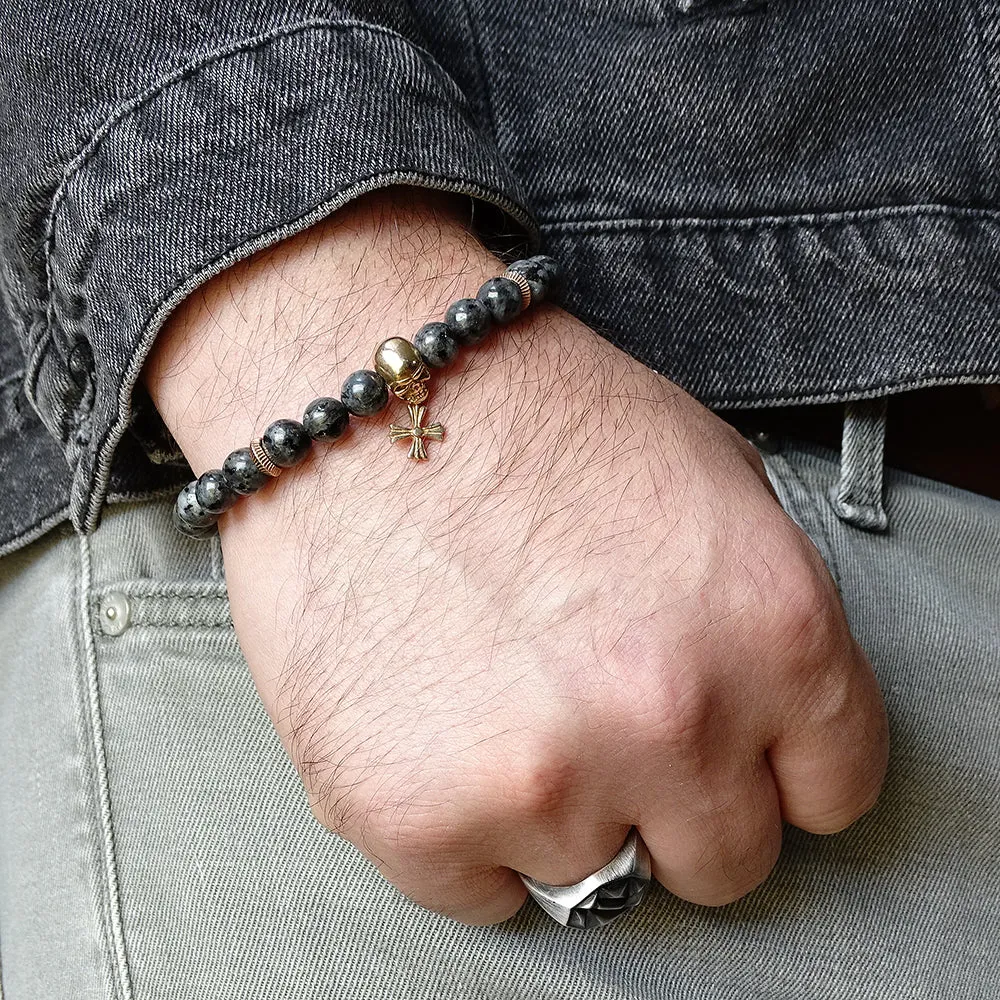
[99,592,131,636]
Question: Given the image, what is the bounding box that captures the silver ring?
[519,828,652,929]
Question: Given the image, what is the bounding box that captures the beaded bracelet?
[172,254,562,538]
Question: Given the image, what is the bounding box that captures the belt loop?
[831,398,889,532]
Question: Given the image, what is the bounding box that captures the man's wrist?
[142,185,521,473]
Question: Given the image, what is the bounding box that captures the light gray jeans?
[1,440,998,999]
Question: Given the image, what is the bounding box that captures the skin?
[143,185,889,926]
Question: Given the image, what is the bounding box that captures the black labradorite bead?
[174,481,219,539]
[444,297,493,345]
[530,254,562,292]
[303,396,350,440]
[195,469,238,514]
[508,255,561,304]
[341,369,389,416]
[413,321,459,368]
[262,418,312,468]
[223,447,269,495]
[506,258,546,303]
[476,276,524,324]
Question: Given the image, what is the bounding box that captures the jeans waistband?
[736,384,1000,533]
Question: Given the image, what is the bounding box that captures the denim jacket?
[2,0,998,555]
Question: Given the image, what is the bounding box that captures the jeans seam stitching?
[78,532,134,999]
[211,532,224,582]
[93,585,228,600]
[101,623,234,631]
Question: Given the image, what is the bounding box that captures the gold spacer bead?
[502,269,532,311]
[250,438,281,478]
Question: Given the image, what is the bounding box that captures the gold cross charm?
[388,403,445,461]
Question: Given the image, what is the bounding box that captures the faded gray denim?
[3,0,1000,553]
[2,441,998,998]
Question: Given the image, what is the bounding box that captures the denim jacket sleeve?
[0,1,541,534]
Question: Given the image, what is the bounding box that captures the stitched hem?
[0,505,72,559]
[35,17,488,398]
[539,201,1000,233]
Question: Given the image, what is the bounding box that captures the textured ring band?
[519,828,652,929]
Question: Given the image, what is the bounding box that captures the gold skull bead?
[374,337,431,404]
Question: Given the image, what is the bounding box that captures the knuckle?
[809,771,887,835]
[603,628,716,754]
[805,815,854,836]
[440,873,527,926]
[725,827,784,900]
[644,668,716,754]
[492,740,582,826]
[849,775,886,823]
[402,868,524,927]
[386,803,475,865]
[386,764,544,868]
[790,638,885,746]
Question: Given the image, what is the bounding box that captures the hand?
[145,187,889,925]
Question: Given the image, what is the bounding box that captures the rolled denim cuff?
[29,18,541,533]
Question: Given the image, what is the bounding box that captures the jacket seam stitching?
[538,201,1000,233]
[0,505,72,557]
[105,486,191,505]
[707,370,1000,410]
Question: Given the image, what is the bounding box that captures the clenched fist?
[145,186,889,926]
